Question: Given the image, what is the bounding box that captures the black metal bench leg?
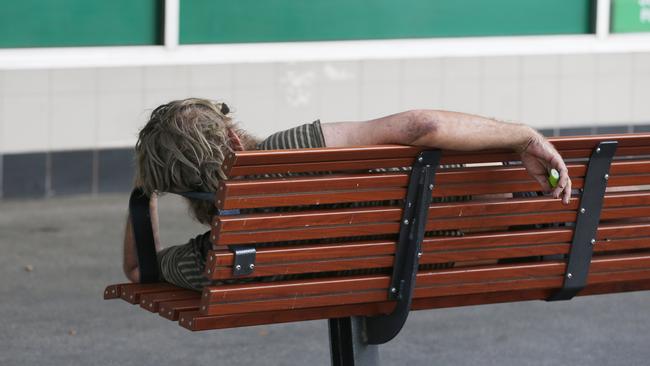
[329,317,379,366]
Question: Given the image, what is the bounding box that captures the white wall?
[1,52,650,154]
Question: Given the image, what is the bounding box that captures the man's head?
[135,98,257,224]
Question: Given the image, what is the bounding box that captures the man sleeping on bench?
[123,98,572,291]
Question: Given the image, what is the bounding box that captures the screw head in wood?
[596,148,601,153]
[390,287,397,293]
[403,219,409,225]
[428,184,434,190]
[235,264,242,270]
[604,174,609,180]
[580,208,586,214]
[418,157,423,162]
[590,238,596,245]
[249,264,255,269]
[567,273,573,279]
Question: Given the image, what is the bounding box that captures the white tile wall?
[557,76,597,126]
[521,76,559,127]
[97,92,146,147]
[632,72,650,122]
[50,93,96,150]
[3,94,49,152]
[1,51,650,154]
[441,58,481,114]
[97,67,143,92]
[319,61,361,122]
[275,62,321,127]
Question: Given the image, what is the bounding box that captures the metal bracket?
[548,141,617,301]
[231,245,257,276]
[364,150,440,345]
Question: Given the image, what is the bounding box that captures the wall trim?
[1,34,650,70]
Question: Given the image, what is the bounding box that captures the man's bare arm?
[123,194,162,282]
[321,109,571,203]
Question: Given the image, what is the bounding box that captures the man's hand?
[518,133,572,204]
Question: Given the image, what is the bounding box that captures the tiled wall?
[1,52,649,198]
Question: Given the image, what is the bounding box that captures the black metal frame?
[548,141,617,301]
[129,188,159,283]
[329,317,379,366]
[363,150,441,345]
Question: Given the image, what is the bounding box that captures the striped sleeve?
[257,120,326,150]
[157,231,212,291]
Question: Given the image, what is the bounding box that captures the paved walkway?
[1,194,649,366]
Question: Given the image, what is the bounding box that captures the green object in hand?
[548,169,560,188]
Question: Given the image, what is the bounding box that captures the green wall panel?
[611,0,650,33]
[0,0,162,48]
[180,0,594,44]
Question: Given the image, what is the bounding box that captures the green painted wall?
[611,0,650,33]
[0,0,162,48]
[180,0,594,44]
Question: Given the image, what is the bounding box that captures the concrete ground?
[1,194,650,366]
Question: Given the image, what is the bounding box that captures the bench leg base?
[328,317,380,366]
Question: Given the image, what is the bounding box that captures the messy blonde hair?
[135,98,258,225]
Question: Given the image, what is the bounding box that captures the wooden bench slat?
[223,134,650,168]
[218,169,650,210]
[206,223,650,280]
[200,254,650,315]
[179,275,650,332]
[221,159,650,198]
[158,298,202,321]
[216,191,650,233]
[207,235,650,282]
[224,145,650,177]
[103,284,125,299]
[213,194,650,245]
[139,289,199,312]
[118,283,179,304]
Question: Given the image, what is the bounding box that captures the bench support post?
[364,150,441,344]
[329,317,379,366]
[548,141,617,301]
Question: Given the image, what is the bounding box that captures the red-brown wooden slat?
[219,159,650,198]
[119,283,179,304]
[180,302,397,331]
[210,256,394,279]
[213,200,650,245]
[198,255,650,317]
[139,289,200,312]
[215,191,650,233]
[104,284,125,299]
[209,227,569,267]
[204,275,389,303]
[218,171,650,210]
[180,276,650,331]
[411,279,650,311]
[207,237,650,282]
[223,134,650,168]
[158,298,202,321]
[223,145,650,177]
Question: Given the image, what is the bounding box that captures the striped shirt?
[157,120,465,291]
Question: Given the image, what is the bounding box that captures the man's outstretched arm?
[321,109,571,204]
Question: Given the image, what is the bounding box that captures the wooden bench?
[105,133,650,365]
